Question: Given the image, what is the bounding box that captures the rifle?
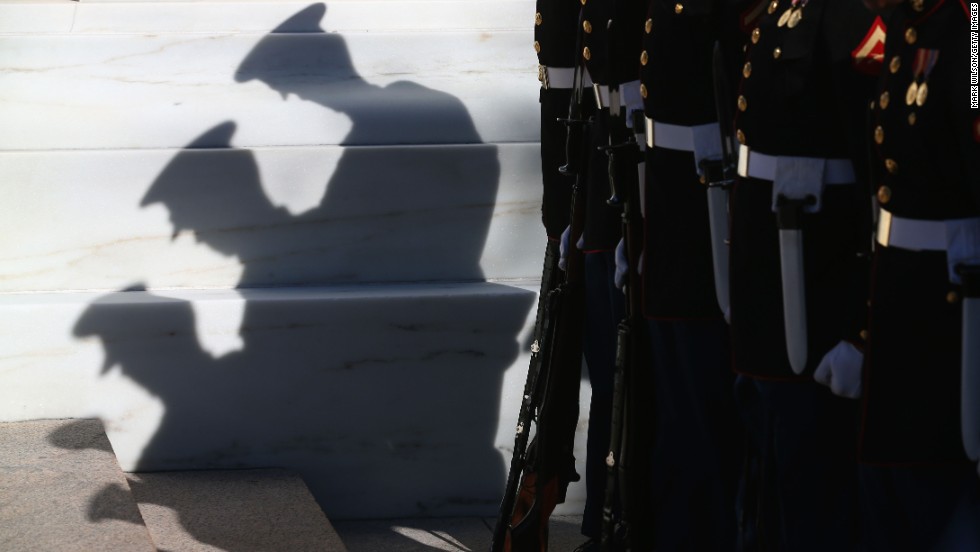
[490,38,593,552]
[599,21,654,552]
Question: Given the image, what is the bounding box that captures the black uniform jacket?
[581,0,647,252]
[536,0,591,239]
[728,0,879,380]
[639,0,740,320]
[861,0,980,465]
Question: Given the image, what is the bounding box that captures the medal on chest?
[905,47,939,108]
[777,0,808,28]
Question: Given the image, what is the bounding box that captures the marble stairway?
[0,0,594,523]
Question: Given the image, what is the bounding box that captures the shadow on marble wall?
[50,3,534,542]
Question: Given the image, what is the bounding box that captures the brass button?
[773,47,782,59]
[752,28,761,44]
[884,159,898,174]
[877,185,892,204]
[879,90,890,109]
[947,291,961,304]
[874,125,884,145]
[534,41,541,53]
[645,18,653,33]
[736,129,746,144]
[737,95,748,112]
[640,83,648,99]
[583,20,592,33]
[905,27,917,45]
[743,61,752,78]
[581,0,587,5]
[889,55,901,74]
[908,112,917,126]
[640,50,649,65]
[768,0,779,13]
[860,329,869,341]
[535,12,542,25]
[582,46,591,60]
[911,0,925,10]
[675,3,684,14]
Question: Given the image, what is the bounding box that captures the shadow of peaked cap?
[235,3,348,83]
[73,285,199,374]
[140,122,237,207]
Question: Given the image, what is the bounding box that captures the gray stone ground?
[333,515,586,552]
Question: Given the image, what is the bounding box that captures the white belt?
[538,65,592,90]
[644,118,720,152]
[876,209,980,252]
[737,145,855,184]
[593,80,639,109]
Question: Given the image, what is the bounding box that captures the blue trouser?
[647,319,741,551]
[581,250,624,538]
[734,377,860,551]
[859,464,980,551]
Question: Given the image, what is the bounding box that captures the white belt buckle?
[737,144,750,178]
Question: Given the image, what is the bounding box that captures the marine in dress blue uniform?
[727,1,881,548]
[576,0,646,548]
[860,1,980,548]
[636,0,745,549]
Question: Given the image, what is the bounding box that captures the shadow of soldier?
[56,2,534,544]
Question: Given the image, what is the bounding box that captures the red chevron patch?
[852,16,887,76]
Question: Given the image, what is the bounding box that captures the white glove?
[813,341,864,399]
[558,225,584,272]
[614,238,628,291]
[559,225,571,271]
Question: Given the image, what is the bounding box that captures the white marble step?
[0,0,530,34]
[127,469,349,551]
[0,7,538,150]
[0,141,544,293]
[0,283,592,519]
[0,419,156,552]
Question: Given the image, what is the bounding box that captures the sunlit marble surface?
[0,284,591,519]
[0,0,597,521]
[0,15,537,150]
[0,142,544,292]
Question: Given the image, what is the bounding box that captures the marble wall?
[0,0,594,520]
